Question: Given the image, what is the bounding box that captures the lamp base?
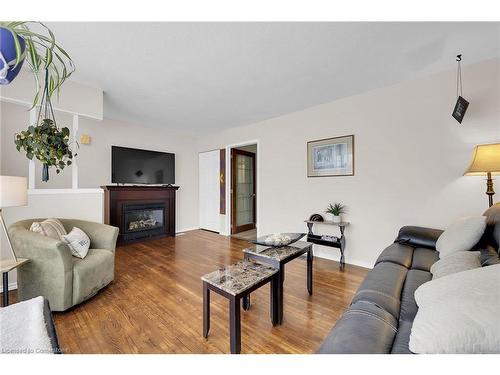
[486,172,495,208]
[0,209,18,262]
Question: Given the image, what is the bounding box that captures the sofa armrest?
[395,226,443,250]
[8,226,73,271]
[61,219,119,252]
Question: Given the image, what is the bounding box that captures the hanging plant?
[14,69,78,182]
[0,21,75,108]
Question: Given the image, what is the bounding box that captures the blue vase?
[0,27,26,85]
[42,164,50,182]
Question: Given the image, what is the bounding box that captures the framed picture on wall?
[307,135,354,177]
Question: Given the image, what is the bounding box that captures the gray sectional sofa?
[318,206,500,354]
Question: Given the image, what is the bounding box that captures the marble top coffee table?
[242,241,314,324]
[201,260,279,354]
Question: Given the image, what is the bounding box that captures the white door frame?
[224,140,260,237]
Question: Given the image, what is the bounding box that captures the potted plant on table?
[325,203,346,223]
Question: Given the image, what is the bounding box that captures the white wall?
[198,58,500,268]
[75,116,199,232]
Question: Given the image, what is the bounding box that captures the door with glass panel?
[231,149,256,234]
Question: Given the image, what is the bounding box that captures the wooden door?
[231,148,256,234]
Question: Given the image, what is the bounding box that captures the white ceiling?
[47,22,500,135]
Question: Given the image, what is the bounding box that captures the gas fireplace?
[102,185,179,245]
[122,202,166,242]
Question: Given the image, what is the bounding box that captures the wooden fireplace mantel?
[102,185,179,245]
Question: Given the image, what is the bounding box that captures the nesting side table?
[201,260,279,354]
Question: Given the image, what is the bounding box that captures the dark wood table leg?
[203,282,210,338]
[2,272,8,307]
[242,294,250,310]
[339,225,346,270]
[277,266,284,325]
[229,296,241,354]
[242,254,251,311]
[270,274,279,326]
[307,247,313,295]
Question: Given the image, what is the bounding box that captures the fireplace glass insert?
[122,203,166,240]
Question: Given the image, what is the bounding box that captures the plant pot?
[0,27,26,85]
[42,164,50,182]
[332,215,342,223]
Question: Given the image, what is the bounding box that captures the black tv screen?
[112,146,175,185]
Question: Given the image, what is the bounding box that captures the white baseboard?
[176,227,199,234]
[0,281,18,294]
[315,253,374,269]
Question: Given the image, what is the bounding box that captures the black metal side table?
[305,220,349,270]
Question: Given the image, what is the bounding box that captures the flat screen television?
[112,146,175,185]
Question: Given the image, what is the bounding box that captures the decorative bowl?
[251,233,306,248]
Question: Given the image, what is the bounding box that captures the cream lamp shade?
[464,143,500,207]
[0,176,28,208]
[464,143,500,176]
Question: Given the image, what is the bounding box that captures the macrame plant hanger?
[37,67,58,181]
[456,54,463,100]
[37,67,57,127]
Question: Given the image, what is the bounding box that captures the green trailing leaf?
[6,28,23,69]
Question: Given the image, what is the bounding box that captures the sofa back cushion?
[436,216,486,258]
[430,251,481,279]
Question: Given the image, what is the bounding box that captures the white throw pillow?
[410,264,500,353]
[430,251,481,279]
[436,216,486,258]
[30,218,67,240]
[62,227,91,259]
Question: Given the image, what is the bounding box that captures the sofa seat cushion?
[72,249,114,306]
[352,262,407,319]
[410,248,439,272]
[391,320,413,354]
[375,243,413,269]
[317,301,398,354]
[399,269,432,322]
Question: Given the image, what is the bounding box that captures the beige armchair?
[8,219,119,311]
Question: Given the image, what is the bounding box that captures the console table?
[305,220,349,270]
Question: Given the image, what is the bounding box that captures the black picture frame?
[452,96,469,124]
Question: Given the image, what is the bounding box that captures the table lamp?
[464,143,500,207]
[0,176,28,261]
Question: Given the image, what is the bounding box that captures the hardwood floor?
[5,230,369,354]
[230,228,257,241]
